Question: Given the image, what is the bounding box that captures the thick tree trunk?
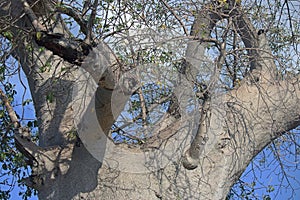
[38,78,300,200]
[0,1,299,200]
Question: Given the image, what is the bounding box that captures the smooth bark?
[0,1,299,199]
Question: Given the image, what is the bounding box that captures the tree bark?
[0,0,299,199]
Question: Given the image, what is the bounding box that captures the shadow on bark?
[33,78,104,199]
[38,144,102,200]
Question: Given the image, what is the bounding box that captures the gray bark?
[0,1,299,199]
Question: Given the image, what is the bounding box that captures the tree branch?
[183,39,227,169]
[231,7,276,83]
[55,5,88,35]
[0,87,74,189]
[182,1,279,169]
[137,88,147,125]
[20,0,46,31]
[85,0,98,45]
[34,31,92,65]
[0,87,39,165]
[160,0,188,35]
[18,0,94,65]
[181,2,223,169]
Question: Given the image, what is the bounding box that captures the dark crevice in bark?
[34,31,93,65]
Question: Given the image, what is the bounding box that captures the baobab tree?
[0,0,299,199]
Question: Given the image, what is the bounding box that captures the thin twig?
[0,88,19,129]
[161,0,188,35]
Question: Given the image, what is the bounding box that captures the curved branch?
[55,5,88,35]
[231,8,276,83]
[182,2,223,170]
[182,1,278,169]
[161,0,188,35]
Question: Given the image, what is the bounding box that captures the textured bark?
[0,1,299,200]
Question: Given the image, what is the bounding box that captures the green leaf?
[35,32,42,40]
[2,31,13,40]
[33,120,38,127]
[0,109,4,118]
[2,163,7,170]
[22,99,32,106]
[263,195,271,200]
[46,92,54,103]
[267,185,275,193]
[27,121,33,127]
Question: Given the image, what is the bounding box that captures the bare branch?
[85,0,98,44]
[160,0,188,35]
[231,7,276,83]
[137,88,147,125]
[0,87,39,164]
[55,5,88,35]
[183,39,227,169]
[284,0,295,38]
[0,87,75,189]
[82,0,91,15]
[20,0,45,31]
[231,10,258,73]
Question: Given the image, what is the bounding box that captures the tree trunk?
[0,1,299,199]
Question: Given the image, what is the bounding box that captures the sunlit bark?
[0,0,299,199]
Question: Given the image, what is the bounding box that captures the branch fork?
[0,88,73,189]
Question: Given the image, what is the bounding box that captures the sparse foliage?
[0,0,299,199]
